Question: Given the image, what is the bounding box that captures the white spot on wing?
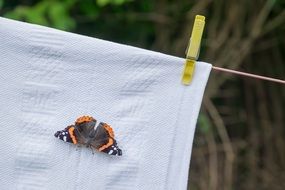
[63,136,67,142]
[108,150,113,155]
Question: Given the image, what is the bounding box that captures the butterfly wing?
[54,125,78,144]
[90,122,122,156]
[54,116,122,156]
[73,116,97,144]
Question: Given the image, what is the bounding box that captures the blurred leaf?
[4,1,75,30]
[24,1,48,25]
[48,2,75,30]
[65,0,77,7]
[270,0,277,5]
[80,0,100,19]
[4,3,48,26]
[114,0,128,5]
[4,6,29,20]
[97,0,110,7]
[198,113,212,134]
[0,0,3,10]
[96,0,131,7]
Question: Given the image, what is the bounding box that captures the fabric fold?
[0,17,212,190]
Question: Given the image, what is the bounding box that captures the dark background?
[1,0,285,189]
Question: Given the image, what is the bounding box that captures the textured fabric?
[0,17,212,190]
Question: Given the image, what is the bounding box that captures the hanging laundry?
[0,17,211,190]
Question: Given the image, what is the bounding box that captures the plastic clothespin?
[181,15,205,85]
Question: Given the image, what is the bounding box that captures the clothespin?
[181,15,205,85]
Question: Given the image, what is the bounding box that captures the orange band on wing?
[98,138,113,151]
[75,115,94,125]
[103,124,114,138]
[68,127,78,144]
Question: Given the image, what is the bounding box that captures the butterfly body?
[54,116,122,156]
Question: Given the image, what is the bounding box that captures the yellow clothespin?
[181,15,205,85]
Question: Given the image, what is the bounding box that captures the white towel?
[0,17,212,190]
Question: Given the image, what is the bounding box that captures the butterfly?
[54,116,122,156]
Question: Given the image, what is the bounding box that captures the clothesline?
[183,15,285,86]
[212,66,285,85]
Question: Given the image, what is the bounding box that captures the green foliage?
[0,0,3,9]
[79,0,100,19]
[198,113,211,134]
[1,1,285,189]
[4,0,76,30]
[2,0,131,30]
[96,0,131,7]
[48,1,75,30]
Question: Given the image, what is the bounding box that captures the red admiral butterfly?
[54,116,122,156]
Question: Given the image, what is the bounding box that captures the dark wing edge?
[54,125,77,144]
[92,122,122,156]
